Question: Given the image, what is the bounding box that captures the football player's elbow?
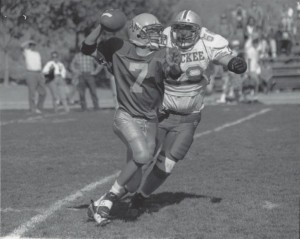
[227,57,247,74]
[81,42,97,55]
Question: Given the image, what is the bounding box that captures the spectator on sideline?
[70,51,101,111]
[42,51,70,113]
[21,40,46,114]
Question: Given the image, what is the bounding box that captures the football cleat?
[87,193,115,226]
[127,193,147,218]
[87,200,111,226]
[87,199,98,221]
[96,192,118,218]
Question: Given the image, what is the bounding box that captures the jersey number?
[129,62,148,93]
[186,65,203,82]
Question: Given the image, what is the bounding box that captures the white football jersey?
[163,27,232,113]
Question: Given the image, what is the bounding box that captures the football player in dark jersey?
[82,11,182,225]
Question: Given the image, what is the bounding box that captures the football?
[100,9,127,32]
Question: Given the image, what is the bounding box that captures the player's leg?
[132,113,201,207]
[89,109,157,223]
[125,119,168,194]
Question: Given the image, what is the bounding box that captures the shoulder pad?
[163,26,172,47]
[163,26,171,36]
[200,27,229,49]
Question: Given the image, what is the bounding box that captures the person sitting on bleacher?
[267,27,278,59]
[279,6,295,55]
[247,0,264,30]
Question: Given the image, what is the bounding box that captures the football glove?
[227,56,247,74]
[164,47,182,79]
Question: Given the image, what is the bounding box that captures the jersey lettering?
[129,62,149,93]
[181,51,205,63]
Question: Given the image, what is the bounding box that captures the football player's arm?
[163,47,182,79]
[207,31,247,74]
[81,25,103,55]
[218,54,247,74]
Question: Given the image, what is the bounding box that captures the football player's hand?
[227,56,247,74]
[165,47,182,78]
[166,47,181,66]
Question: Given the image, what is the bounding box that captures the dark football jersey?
[82,37,167,120]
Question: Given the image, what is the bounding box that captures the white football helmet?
[171,10,202,49]
[127,13,166,49]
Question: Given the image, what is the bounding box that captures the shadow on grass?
[114,191,222,221]
[69,192,222,223]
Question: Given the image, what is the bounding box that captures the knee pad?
[133,148,151,165]
[155,154,176,174]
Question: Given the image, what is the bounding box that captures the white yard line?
[1,112,69,126]
[3,172,120,239]
[194,108,272,139]
[3,108,271,239]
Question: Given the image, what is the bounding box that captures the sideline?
[3,108,272,239]
[0,112,70,126]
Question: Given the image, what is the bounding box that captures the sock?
[124,167,143,193]
[140,165,169,197]
[109,180,127,198]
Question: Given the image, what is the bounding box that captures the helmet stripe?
[183,10,190,19]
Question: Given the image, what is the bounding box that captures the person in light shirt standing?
[21,40,46,114]
[43,51,70,113]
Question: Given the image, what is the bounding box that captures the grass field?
[1,104,299,239]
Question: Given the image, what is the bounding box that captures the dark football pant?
[139,111,202,196]
[157,112,201,162]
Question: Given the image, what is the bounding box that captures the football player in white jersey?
[128,10,247,211]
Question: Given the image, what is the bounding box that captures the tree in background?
[0,0,179,85]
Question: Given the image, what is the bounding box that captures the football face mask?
[171,23,200,49]
[139,24,167,49]
[128,13,166,50]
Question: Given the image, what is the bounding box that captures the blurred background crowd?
[1,0,299,112]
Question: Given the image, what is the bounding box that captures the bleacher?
[270,59,300,90]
